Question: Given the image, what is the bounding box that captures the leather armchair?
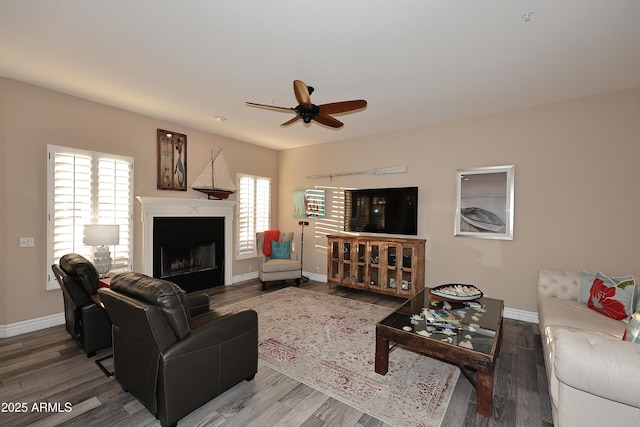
[51,253,111,357]
[99,272,258,427]
[256,231,301,290]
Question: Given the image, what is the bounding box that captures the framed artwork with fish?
[157,129,187,191]
[454,165,514,240]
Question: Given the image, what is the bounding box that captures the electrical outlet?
[315,266,320,273]
[19,237,35,248]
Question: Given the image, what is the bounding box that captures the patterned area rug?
[220,287,461,427]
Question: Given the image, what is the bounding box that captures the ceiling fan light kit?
[246,80,367,129]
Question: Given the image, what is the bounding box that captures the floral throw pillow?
[623,310,640,343]
[579,270,633,304]
[270,239,291,260]
[586,273,636,321]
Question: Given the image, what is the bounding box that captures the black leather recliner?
[51,253,112,357]
[98,272,258,427]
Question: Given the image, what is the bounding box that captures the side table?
[99,277,112,288]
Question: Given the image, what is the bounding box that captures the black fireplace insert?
[153,216,225,292]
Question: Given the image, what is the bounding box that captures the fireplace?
[137,197,235,292]
[153,216,224,292]
[161,241,216,278]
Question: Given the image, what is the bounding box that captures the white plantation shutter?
[236,173,270,259]
[255,177,270,231]
[97,156,133,271]
[47,145,133,290]
[51,151,93,262]
[237,174,255,257]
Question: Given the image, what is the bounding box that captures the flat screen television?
[344,186,418,235]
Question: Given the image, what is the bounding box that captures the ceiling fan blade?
[313,113,343,128]
[318,100,367,114]
[246,102,294,112]
[280,116,301,127]
[293,80,311,106]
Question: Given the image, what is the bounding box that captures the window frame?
[46,145,134,290]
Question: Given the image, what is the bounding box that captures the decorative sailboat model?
[191,149,237,199]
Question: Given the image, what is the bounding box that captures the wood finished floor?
[0,280,553,426]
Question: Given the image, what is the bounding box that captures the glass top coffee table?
[375,287,504,417]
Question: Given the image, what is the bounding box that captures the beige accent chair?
[256,231,301,290]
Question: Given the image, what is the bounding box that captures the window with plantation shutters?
[313,186,347,250]
[47,145,133,290]
[236,173,270,259]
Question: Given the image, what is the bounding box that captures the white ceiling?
[1,1,639,150]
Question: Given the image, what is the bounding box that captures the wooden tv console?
[327,234,426,297]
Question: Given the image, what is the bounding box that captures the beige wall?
[279,88,640,313]
[0,78,278,325]
[1,77,638,326]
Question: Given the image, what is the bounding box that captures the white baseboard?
[504,307,539,324]
[232,271,259,284]
[0,312,65,338]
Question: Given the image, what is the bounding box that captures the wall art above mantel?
[157,129,187,191]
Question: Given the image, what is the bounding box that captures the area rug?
[220,287,462,427]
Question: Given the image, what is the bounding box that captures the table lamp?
[83,224,120,277]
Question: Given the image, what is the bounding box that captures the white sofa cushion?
[538,295,626,339]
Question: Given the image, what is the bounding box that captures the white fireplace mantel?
[137,196,235,286]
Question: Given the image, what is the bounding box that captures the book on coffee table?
[425,309,463,331]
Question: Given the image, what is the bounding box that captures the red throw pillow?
[587,277,629,321]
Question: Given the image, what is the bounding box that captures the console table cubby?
[327,234,426,297]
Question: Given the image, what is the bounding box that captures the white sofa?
[537,268,640,427]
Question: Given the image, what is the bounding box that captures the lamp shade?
[83,224,120,246]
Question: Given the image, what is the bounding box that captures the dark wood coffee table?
[375,288,503,417]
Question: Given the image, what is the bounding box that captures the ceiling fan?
[246,80,367,128]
